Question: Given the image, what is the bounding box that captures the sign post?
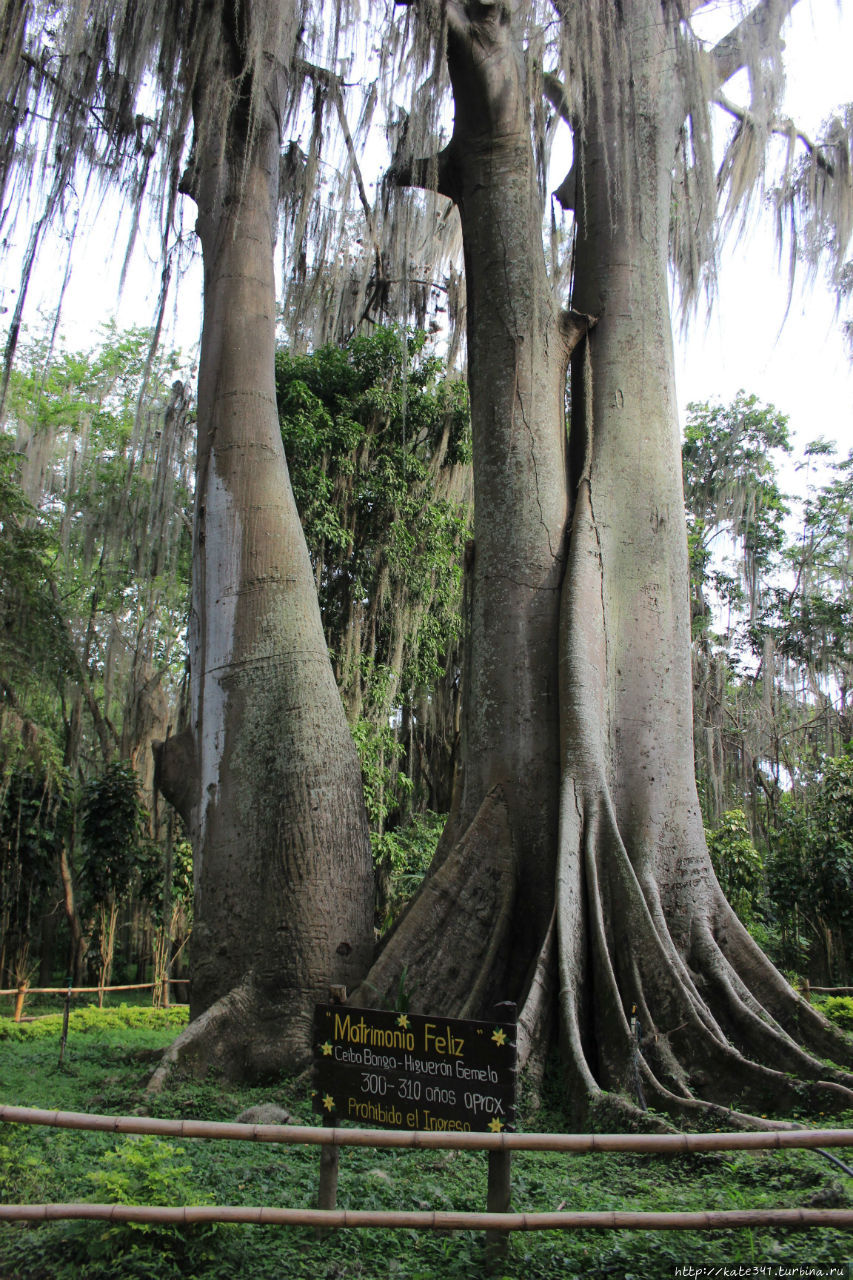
[312,1001,517,1266]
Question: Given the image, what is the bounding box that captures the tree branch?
[394,0,470,39]
[559,309,597,356]
[153,728,197,827]
[543,70,577,208]
[713,90,834,176]
[708,0,799,90]
[542,71,574,127]
[331,86,383,265]
[386,144,456,200]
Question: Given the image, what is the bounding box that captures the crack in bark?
[514,360,559,563]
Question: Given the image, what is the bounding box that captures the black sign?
[312,1004,517,1133]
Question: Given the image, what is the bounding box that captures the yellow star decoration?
[488,1118,503,1133]
[491,1028,507,1047]
[396,1013,410,1029]
[321,1041,333,1056]
[323,1094,335,1112]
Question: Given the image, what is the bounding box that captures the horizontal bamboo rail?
[1,1203,852,1232]
[3,1105,853,1154]
[0,982,188,997]
[3,1107,853,1236]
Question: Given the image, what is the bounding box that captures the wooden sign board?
[312,1003,517,1133]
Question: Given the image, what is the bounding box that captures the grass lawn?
[1,1002,852,1279]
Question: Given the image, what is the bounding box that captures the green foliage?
[372,809,444,927]
[705,809,765,926]
[0,765,70,983]
[822,996,853,1032]
[168,838,194,913]
[683,391,790,643]
[77,1135,219,1274]
[801,756,853,910]
[773,446,853,697]
[81,762,151,908]
[0,325,195,991]
[767,755,853,981]
[684,396,853,879]
[0,438,71,701]
[3,324,193,752]
[277,326,470,825]
[0,1002,188,1041]
[351,718,412,835]
[352,712,443,926]
[87,1135,200,1205]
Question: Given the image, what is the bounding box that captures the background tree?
[767,756,853,987]
[771,446,853,753]
[705,809,765,934]
[682,392,792,827]
[0,328,193,989]
[80,761,151,1005]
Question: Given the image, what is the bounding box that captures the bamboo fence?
[2,1106,853,1234]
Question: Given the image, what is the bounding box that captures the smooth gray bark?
[152,2,373,1082]
[355,0,589,1017]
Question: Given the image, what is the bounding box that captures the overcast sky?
[674,0,852,458]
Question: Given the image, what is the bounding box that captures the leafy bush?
[0,1003,188,1041]
[372,809,444,929]
[767,756,853,982]
[706,809,765,926]
[822,995,853,1032]
[41,1136,220,1279]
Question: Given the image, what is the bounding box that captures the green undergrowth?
[821,996,853,1034]
[1,1011,852,1279]
[0,1002,189,1043]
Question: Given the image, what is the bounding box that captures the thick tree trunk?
[151,5,373,1084]
[358,0,853,1125]
[355,0,587,1017]
[554,1,853,1125]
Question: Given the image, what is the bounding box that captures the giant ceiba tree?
[4,0,853,1120]
[352,0,853,1126]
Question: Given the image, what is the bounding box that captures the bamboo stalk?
[0,1203,852,1231]
[0,983,189,996]
[2,1106,853,1155]
[13,985,27,1022]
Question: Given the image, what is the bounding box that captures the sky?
[4,0,851,467]
[673,0,853,461]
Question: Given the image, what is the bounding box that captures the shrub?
[822,995,853,1032]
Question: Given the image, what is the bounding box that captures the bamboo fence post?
[13,983,27,1023]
